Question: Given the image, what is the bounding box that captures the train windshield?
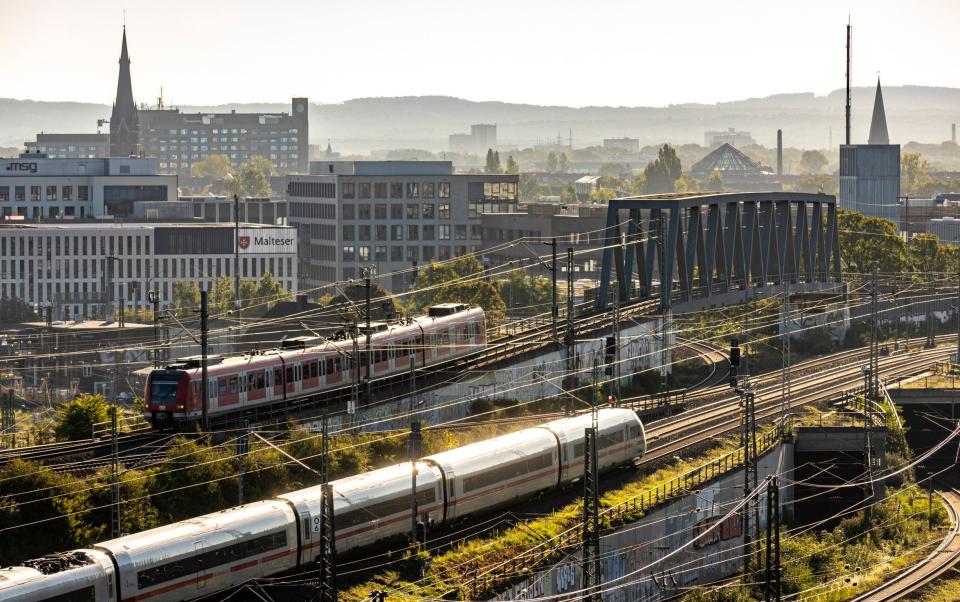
[149,380,179,402]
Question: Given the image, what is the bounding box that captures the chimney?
[776,129,783,177]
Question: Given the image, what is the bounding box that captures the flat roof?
[0,222,292,230]
[23,320,151,331]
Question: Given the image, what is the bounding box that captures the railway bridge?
[596,192,843,311]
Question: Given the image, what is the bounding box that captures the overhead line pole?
[200,290,209,431]
[565,247,575,416]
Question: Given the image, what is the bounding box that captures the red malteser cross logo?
[238,236,251,250]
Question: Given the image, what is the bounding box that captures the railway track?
[850,487,960,601]
[0,432,180,470]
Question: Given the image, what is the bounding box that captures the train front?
[144,368,191,430]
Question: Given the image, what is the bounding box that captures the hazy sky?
[3,0,959,107]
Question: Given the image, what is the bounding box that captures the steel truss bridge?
[596,192,843,310]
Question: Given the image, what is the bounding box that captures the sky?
[2,0,959,107]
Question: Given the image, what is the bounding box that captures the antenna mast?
[845,18,852,145]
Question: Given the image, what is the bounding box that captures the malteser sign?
[237,228,297,254]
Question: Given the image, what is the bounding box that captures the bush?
[55,394,110,441]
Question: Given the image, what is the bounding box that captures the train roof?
[279,461,438,509]
[541,408,641,436]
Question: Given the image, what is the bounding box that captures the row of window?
[341,181,452,200]
[340,244,476,263]
[0,185,89,202]
[338,488,436,529]
[462,452,554,492]
[342,202,451,220]
[342,224,481,242]
[151,127,299,136]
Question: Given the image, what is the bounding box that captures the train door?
[273,366,285,398]
[194,541,206,589]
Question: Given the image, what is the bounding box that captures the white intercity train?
[1,408,646,602]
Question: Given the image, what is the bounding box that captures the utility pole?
[1,390,14,448]
[549,238,558,344]
[409,409,423,576]
[612,284,621,400]
[564,248,576,415]
[765,476,781,602]
[316,410,337,602]
[740,388,757,577]
[781,284,791,421]
[351,320,360,429]
[200,290,209,431]
[869,262,880,400]
[657,211,669,390]
[955,260,959,365]
[360,271,373,405]
[237,419,249,506]
[110,405,121,539]
[149,290,160,368]
[581,399,601,602]
[234,194,242,340]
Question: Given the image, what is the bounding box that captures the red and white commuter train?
[144,303,486,429]
[2,408,646,602]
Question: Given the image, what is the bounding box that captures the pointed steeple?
[867,78,889,145]
[110,26,140,157]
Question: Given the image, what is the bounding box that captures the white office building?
[0,155,177,221]
[0,222,298,321]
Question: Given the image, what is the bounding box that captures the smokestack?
[776,129,783,176]
[845,19,852,145]
[953,123,957,144]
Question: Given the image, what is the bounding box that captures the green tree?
[799,149,828,174]
[237,279,259,310]
[150,438,235,523]
[590,188,618,202]
[498,272,552,316]
[546,152,559,173]
[837,210,906,275]
[210,276,234,316]
[643,144,682,193]
[55,394,110,441]
[505,155,519,175]
[407,254,506,325]
[706,170,724,191]
[906,233,948,275]
[0,297,39,323]
[255,272,290,308]
[558,152,570,173]
[189,154,233,179]
[172,281,200,317]
[674,175,700,193]
[560,183,577,204]
[484,148,502,174]
[599,163,633,181]
[229,155,274,197]
[901,152,938,197]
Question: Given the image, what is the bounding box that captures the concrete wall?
[491,443,794,601]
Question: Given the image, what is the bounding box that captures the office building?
[603,137,640,153]
[480,203,606,278]
[0,155,176,220]
[927,217,960,244]
[134,196,287,225]
[704,128,755,147]
[839,79,901,228]
[139,98,309,176]
[447,124,497,156]
[0,221,297,320]
[288,160,519,292]
[25,134,110,159]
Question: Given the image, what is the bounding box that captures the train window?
[218,379,227,397]
[137,531,288,590]
[229,378,238,394]
[462,452,553,492]
[286,367,294,384]
[274,368,282,386]
[573,443,584,458]
[325,358,335,375]
[37,585,96,602]
[600,430,624,448]
[257,372,265,389]
[149,379,179,402]
[629,424,641,440]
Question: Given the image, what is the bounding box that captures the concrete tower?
[110,27,140,158]
[867,78,889,145]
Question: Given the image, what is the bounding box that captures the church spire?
[867,78,889,145]
[110,26,140,157]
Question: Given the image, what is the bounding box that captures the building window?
[374,183,387,198]
[358,246,370,262]
[359,182,371,199]
[391,204,403,220]
[406,203,419,219]
[390,183,403,198]
[391,246,403,261]
[62,186,73,201]
[342,182,355,199]
[343,225,355,240]
[0,187,8,202]
[391,225,403,241]
[455,225,467,240]
[359,204,371,219]
[375,246,387,261]
[407,225,419,240]
[406,182,419,198]
[439,182,450,198]
[439,203,450,219]
[422,182,435,198]
[406,246,419,262]
[78,186,89,201]
[343,204,354,220]
[439,246,451,260]
[455,245,468,256]
[375,204,387,219]
[439,224,451,240]
[423,225,435,240]
[423,203,435,219]
[342,246,355,261]
[423,245,435,262]
[471,225,483,240]
[31,186,40,201]
[375,224,387,241]
[14,186,24,202]
[359,225,371,241]
[46,186,57,201]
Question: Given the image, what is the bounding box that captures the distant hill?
[2,86,958,153]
